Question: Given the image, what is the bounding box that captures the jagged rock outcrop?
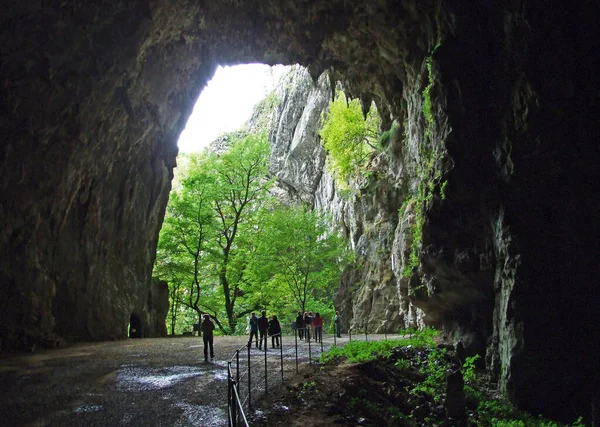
[1,1,598,424]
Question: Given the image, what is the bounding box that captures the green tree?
[205,133,274,332]
[249,206,350,314]
[155,134,274,334]
[319,91,380,188]
[154,161,230,331]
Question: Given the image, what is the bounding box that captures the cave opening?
[129,313,142,338]
[177,63,287,153]
[1,1,598,424]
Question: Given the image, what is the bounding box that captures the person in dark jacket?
[335,311,342,338]
[248,312,259,348]
[268,315,282,348]
[303,311,312,341]
[258,311,269,350]
[200,314,215,361]
[295,311,305,340]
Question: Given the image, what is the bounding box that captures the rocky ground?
[0,333,401,427]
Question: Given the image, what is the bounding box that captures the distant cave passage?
[129,313,142,338]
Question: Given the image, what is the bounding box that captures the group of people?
[248,311,282,350]
[197,309,343,362]
[294,310,342,342]
[295,311,321,342]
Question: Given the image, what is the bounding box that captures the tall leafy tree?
[155,161,228,329]
[205,133,274,332]
[249,206,350,314]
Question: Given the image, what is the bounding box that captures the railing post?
[308,334,312,364]
[279,333,284,382]
[235,350,240,426]
[236,350,240,395]
[365,320,368,342]
[349,328,352,341]
[264,338,268,394]
[320,330,323,353]
[227,362,232,427]
[295,328,298,374]
[247,343,252,411]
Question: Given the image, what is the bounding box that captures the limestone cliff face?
[1,0,598,423]
[268,66,330,205]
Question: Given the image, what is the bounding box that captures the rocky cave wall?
[1,0,598,423]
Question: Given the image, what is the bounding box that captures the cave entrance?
[177,63,286,153]
[129,313,142,338]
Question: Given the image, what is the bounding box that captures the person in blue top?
[248,312,259,348]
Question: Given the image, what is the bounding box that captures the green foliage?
[377,124,398,149]
[463,354,480,383]
[248,206,350,315]
[156,133,352,335]
[422,56,435,128]
[155,133,274,333]
[321,328,438,364]
[411,348,449,400]
[319,91,380,190]
[398,55,449,279]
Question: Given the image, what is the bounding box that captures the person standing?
[248,312,259,348]
[258,311,269,350]
[200,314,215,361]
[296,311,305,340]
[304,312,312,341]
[268,315,282,348]
[313,312,323,343]
[335,311,341,338]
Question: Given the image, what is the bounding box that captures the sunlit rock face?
[1,0,598,423]
[268,66,330,205]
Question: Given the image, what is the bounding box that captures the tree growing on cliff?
[319,91,380,189]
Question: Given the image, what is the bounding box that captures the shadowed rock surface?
[1,1,598,423]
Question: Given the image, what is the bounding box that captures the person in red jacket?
[312,312,323,343]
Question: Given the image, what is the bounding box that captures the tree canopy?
[154,133,349,334]
[319,91,380,189]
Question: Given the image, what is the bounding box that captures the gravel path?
[0,333,404,427]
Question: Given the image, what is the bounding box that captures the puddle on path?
[174,402,226,427]
[116,366,206,391]
[213,371,228,381]
[74,404,103,413]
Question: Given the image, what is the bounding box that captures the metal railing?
[226,323,401,426]
[227,333,284,427]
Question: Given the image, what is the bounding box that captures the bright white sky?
[177,63,287,153]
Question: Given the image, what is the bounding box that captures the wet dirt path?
[0,337,244,427]
[0,333,403,426]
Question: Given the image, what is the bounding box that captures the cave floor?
[0,333,396,426]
